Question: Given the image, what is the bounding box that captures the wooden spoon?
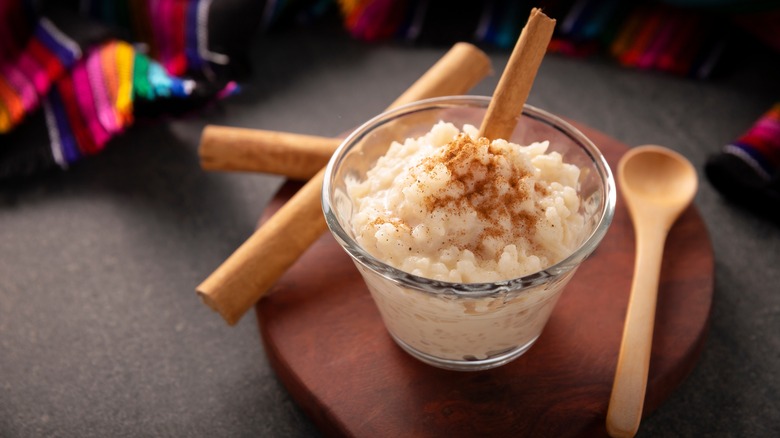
[606,145,698,437]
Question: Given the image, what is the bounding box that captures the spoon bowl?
[619,146,698,225]
[606,145,698,438]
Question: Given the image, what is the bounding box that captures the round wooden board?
[255,123,714,437]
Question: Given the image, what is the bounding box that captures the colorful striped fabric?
[724,104,780,181]
[0,17,80,134]
[38,41,202,167]
[337,0,743,79]
[0,0,242,178]
[79,0,223,79]
[705,103,780,222]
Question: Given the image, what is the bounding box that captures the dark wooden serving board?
[255,123,714,437]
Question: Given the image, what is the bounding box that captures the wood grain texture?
[255,123,714,437]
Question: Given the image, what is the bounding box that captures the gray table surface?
[2,24,779,438]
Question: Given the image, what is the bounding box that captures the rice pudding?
[344,121,586,362]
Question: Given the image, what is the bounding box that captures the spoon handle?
[606,222,669,438]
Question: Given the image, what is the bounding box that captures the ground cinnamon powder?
[418,134,543,258]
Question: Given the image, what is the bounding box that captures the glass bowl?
[322,96,616,371]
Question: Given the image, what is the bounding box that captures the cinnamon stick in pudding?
[198,42,492,180]
[479,8,556,140]
[197,43,492,325]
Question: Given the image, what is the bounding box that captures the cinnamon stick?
[479,8,556,140]
[199,127,338,180]
[198,167,328,325]
[197,42,492,180]
[197,43,493,325]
